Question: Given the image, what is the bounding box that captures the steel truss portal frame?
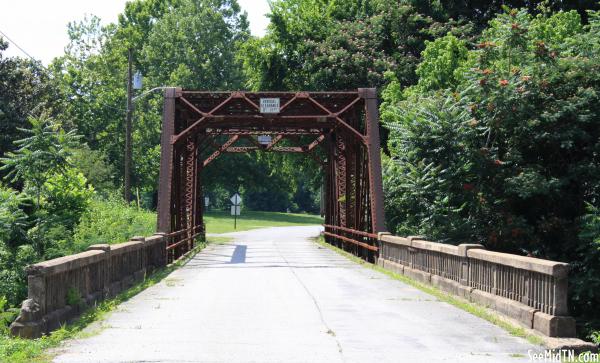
[157,88,386,262]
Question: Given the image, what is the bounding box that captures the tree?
[381,8,600,338]
[0,115,81,208]
[0,186,28,249]
[0,39,62,168]
[141,0,249,89]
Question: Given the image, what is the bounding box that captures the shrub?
[42,167,94,230]
[0,186,28,248]
[72,197,155,251]
[381,8,600,337]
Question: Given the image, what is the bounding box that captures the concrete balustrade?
[377,233,576,337]
[9,229,577,340]
[9,233,167,338]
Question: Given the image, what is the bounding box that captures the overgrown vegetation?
[1,0,600,345]
[381,7,600,340]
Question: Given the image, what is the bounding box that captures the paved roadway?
[53,226,540,362]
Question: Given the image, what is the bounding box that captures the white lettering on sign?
[260,98,280,113]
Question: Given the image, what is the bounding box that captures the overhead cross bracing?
[156,88,386,262]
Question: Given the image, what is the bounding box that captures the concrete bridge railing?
[9,233,167,338]
[9,228,577,339]
[377,233,575,337]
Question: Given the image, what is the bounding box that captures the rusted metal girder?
[156,89,387,262]
[203,135,239,167]
[207,129,324,135]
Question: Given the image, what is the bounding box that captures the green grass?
[204,210,323,234]
[0,236,229,363]
[314,236,547,347]
[75,200,322,248]
[72,198,156,251]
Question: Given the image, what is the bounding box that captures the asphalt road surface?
[52,226,540,362]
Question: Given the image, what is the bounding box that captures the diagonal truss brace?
[203,135,239,167]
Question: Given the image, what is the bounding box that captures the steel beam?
[360,88,387,233]
[203,135,239,167]
[158,89,387,263]
[157,87,179,233]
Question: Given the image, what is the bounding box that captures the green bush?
[72,197,156,251]
[0,186,29,248]
[43,168,94,230]
[381,8,600,338]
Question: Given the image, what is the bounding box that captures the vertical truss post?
[360,88,387,234]
[185,137,195,252]
[157,87,179,233]
[335,133,347,230]
[176,146,186,258]
[194,136,204,241]
[324,132,335,246]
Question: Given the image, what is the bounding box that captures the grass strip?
[204,210,323,234]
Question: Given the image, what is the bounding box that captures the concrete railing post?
[377,232,391,263]
[407,236,424,269]
[553,274,569,316]
[457,244,485,286]
[154,232,167,267]
[87,244,111,298]
[131,236,146,273]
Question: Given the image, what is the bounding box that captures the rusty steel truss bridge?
[10,89,578,345]
[156,88,386,262]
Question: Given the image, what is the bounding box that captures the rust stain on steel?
[156,89,386,262]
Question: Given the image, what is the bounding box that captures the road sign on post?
[230,193,242,229]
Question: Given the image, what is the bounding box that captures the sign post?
[230,193,242,229]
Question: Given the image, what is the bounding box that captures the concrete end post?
[377,232,391,263]
[153,232,168,267]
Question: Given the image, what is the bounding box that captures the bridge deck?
[52,226,538,362]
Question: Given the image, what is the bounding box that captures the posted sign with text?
[260,98,280,114]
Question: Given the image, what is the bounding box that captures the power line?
[0,28,128,114]
[0,29,168,115]
[0,28,39,63]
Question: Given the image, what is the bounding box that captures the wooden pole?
[124,47,133,202]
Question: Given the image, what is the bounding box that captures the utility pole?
[124,48,133,202]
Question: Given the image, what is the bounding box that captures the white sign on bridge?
[257,135,272,145]
[260,98,280,114]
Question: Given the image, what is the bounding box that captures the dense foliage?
[0,40,62,169]
[381,8,600,338]
[1,0,600,342]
